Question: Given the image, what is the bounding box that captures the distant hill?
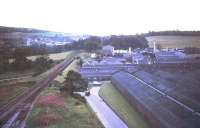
[0,26,89,46]
[0,26,49,33]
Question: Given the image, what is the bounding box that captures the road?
[85,87,128,128]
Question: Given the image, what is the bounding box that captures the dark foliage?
[71,36,101,52]
[103,35,148,49]
[0,26,50,33]
[62,70,88,94]
[34,55,53,74]
[0,41,53,74]
[184,47,200,54]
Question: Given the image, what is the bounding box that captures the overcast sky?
[0,0,199,35]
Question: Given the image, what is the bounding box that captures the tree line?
[68,35,148,52]
[102,35,148,49]
[144,30,200,36]
[0,41,53,74]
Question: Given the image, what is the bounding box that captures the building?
[155,51,186,63]
[90,53,97,58]
[132,52,153,64]
[102,45,115,56]
[111,71,200,128]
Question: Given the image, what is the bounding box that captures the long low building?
[79,64,139,80]
[111,71,200,128]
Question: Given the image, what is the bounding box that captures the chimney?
[129,47,131,54]
[153,42,158,53]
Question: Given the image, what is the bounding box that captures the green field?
[27,85,103,128]
[99,82,149,128]
[27,51,76,61]
[146,36,200,48]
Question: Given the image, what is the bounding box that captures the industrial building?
[111,71,200,128]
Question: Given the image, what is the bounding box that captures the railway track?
[0,57,75,128]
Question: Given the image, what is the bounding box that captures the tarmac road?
[85,87,128,128]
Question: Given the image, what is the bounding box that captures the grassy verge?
[99,82,149,128]
[27,51,76,61]
[27,85,103,128]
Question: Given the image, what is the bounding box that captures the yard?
[99,82,149,128]
[27,85,103,128]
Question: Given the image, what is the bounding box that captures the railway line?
[0,76,32,83]
[0,57,75,128]
[0,72,35,82]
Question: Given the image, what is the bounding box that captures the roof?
[132,53,144,60]
[111,71,200,128]
[102,45,114,49]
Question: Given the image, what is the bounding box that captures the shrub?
[36,95,66,108]
[34,113,63,126]
[72,93,86,103]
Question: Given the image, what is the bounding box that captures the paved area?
[85,87,128,128]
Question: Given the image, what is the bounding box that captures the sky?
[0,0,200,35]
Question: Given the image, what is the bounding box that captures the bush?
[34,55,53,73]
[63,70,88,94]
[75,101,81,106]
[36,95,66,108]
[72,93,86,103]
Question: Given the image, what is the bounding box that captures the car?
[85,91,90,96]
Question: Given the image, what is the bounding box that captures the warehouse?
[111,71,200,128]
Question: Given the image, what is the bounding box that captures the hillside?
[0,26,88,45]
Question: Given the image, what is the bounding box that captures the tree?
[83,36,101,52]
[0,41,15,73]
[12,47,31,70]
[70,36,102,51]
[29,43,48,55]
[84,41,101,52]
[103,35,148,49]
[63,70,88,94]
[34,55,53,74]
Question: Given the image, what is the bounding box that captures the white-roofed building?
[102,45,115,56]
